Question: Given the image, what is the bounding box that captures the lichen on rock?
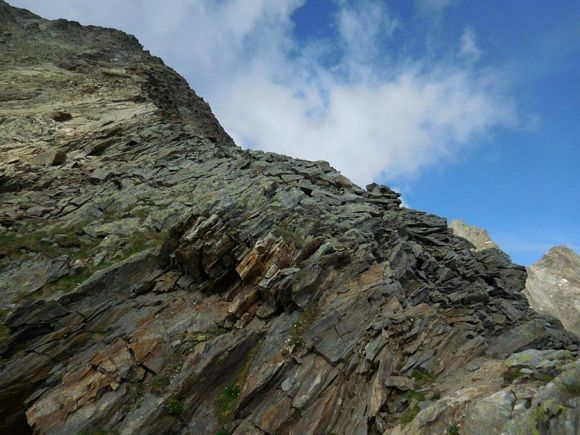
[0,2,578,434]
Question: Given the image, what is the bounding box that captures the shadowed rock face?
[0,2,578,434]
[525,246,580,337]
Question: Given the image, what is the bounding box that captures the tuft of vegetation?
[0,308,10,322]
[504,367,527,384]
[146,353,184,394]
[164,394,183,416]
[147,375,169,394]
[124,384,145,414]
[0,323,11,342]
[564,382,580,396]
[4,220,163,303]
[215,384,241,424]
[285,303,319,353]
[183,326,226,349]
[0,229,62,259]
[41,272,91,296]
[395,404,420,425]
[448,424,461,435]
[214,340,262,425]
[410,368,437,386]
[404,390,426,403]
[117,230,162,259]
[389,368,438,428]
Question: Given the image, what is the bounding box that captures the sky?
[9,0,580,265]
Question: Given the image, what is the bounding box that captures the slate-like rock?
[0,2,578,435]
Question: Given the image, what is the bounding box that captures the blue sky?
[10,0,580,265]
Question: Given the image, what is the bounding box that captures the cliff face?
[525,247,580,337]
[0,2,578,434]
[449,220,499,252]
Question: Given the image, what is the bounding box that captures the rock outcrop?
[0,2,578,434]
[525,246,580,337]
[449,219,499,251]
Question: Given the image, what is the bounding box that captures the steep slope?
[0,2,578,434]
[449,219,579,338]
[449,219,499,252]
[525,247,580,337]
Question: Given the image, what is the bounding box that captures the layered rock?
[449,219,499,251]
[0,2,578,434]
[525,246,580,337]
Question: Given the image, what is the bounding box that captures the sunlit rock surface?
[525,246,580,337]
[0,2,578,434]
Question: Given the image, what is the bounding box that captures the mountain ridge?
[0,2,578,434]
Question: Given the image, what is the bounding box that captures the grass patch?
[0,220,96,260]
[285,303,319,353]
[184,327,226,346]
[179,326,227,354]
[42,272,91,296]
[146,353,185,394]
[215,384,240,424]
[404,390,426,403]
[6,224,163,304]
[118,230,161,259]
[534,372,556,383]
[394,404,420,425]
[124,384,145,414]
[410,368,437,386]
[164,394,183,416]
[389,368,437,428]
[448,424,461,435]
[147,374,169,394]
[0,323,11,342]
[564,383,580,396]
[0,230,62,259]
[214,340,262,425]
[504,367,526,384]
[0,308,10,322]
[393,389,426,425]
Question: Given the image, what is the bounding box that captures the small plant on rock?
[448,424,461,435]
[164,394,183,416]
[215,384,241,424]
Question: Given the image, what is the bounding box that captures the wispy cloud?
[459,27,481,61]
[11,0,516,186]
[415,0,457,17]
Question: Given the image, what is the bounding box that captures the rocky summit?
[0,2,579,434]
[524,247,580,337]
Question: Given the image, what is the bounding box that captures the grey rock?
[525,246,580,336]
[31,149,67,167]
[462,389,515,435]
[449,219,499,251]
[489,319,549,358]
[0,3,578,435]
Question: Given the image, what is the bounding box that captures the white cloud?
[336,0,399,67]
[459,27,481,61]
[10,0,516,186]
